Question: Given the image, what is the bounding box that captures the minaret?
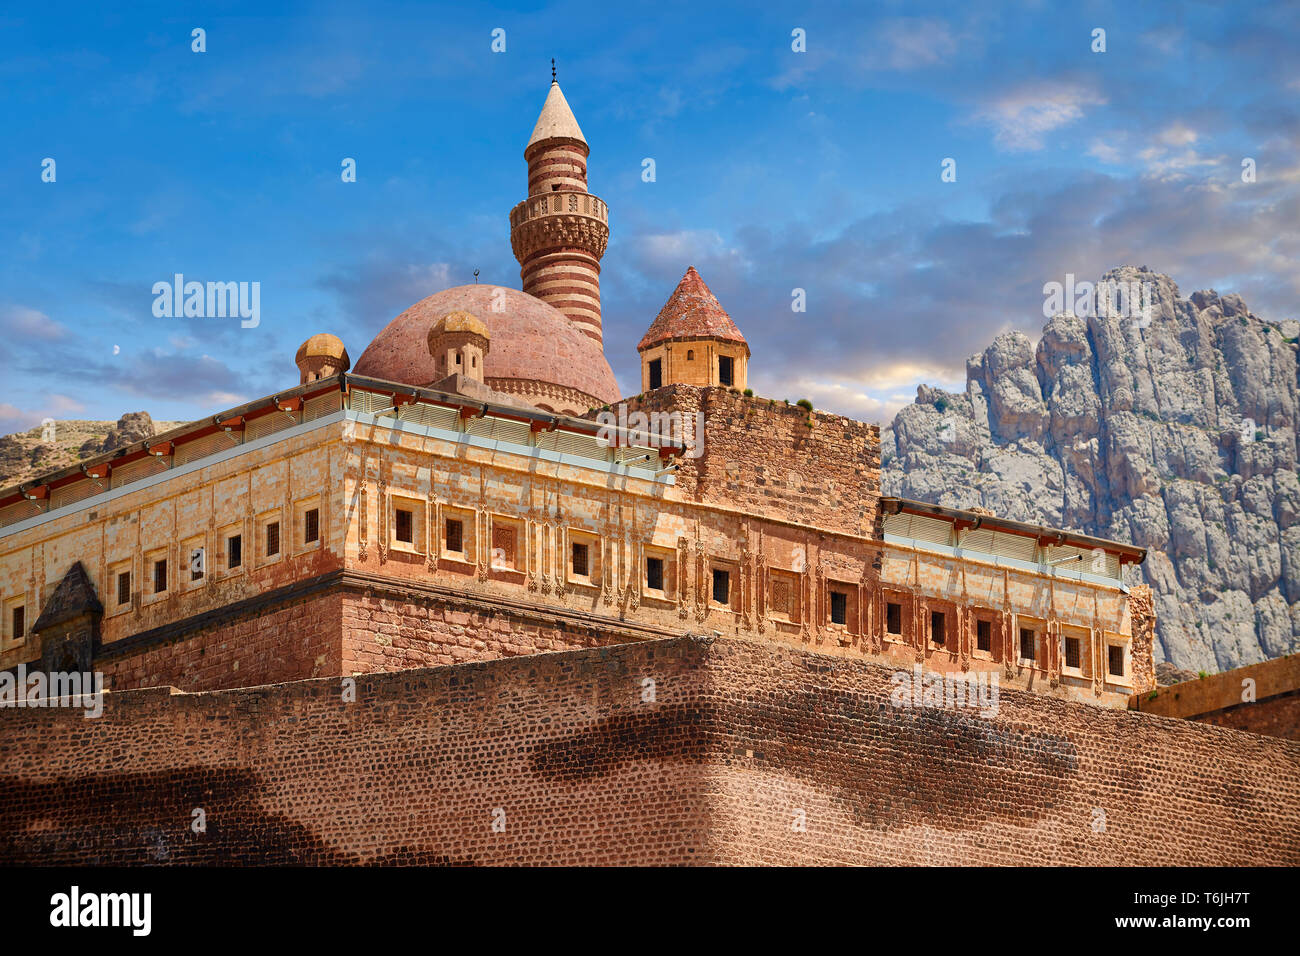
[509,70,609,345]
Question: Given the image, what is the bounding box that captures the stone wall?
[624,386,881,538]
[2,635,1294,865]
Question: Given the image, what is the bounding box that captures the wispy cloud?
[973,81,1107,151]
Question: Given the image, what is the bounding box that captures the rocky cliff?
[882,266,1300,673]
[0,413,182,491]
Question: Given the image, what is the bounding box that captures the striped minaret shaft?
[510,81,609,345]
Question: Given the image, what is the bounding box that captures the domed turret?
[295,333,350,385]
[638,267,749,391]
[427,310,491,384]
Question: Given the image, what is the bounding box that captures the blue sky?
[2,0,1298,433]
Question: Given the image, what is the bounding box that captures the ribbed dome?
[354,285,620,405]
[431,310,490,340]
[296,333,349,365]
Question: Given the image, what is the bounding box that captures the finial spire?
[551,58,556,84]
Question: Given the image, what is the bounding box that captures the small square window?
[886,601,902,635]
[228,534,243,569]
[830,590,848,625]
[572,542,589,577]
[153,558,168,594]
[977,619,992,652]
[1065,635,1082,669]
[445,518,463,553]
[712,568,729,605]
[304,508,320,544]
[265,521,280,557]
[1108,644,1125,677]
[1019,628,1036,663]
[646,556,664,591]
[117,571,131,606]
[395,508,413,544]
[931,610,946,645]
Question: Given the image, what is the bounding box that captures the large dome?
[354,285,621,410]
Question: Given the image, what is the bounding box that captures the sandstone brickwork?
[1,635,1293,866]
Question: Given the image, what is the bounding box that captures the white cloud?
[974,82,1107,151]
[862,18,960,71]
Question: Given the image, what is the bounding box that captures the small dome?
[430,310,491,342]
[296,333,350,367]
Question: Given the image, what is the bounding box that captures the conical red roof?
[638,267,748,352]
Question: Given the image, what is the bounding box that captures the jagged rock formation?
[883,266,1300,673]
[0,413,182,490]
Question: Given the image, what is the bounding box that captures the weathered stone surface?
[883,266,1300,672]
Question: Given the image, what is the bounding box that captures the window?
[712,568,729,605]
[649,358,662,390]
[228,534,243,569]
[886,601,902,635]
[117,571,131,607]
[395,508,413,544]
[976,619,992,652]
[571,542,589,577]
[1019,627,1036,663]
[687,349,695,361]
[931,610,946,645]
[830,590,848,625]
[1065,635,1082,669]
[153,558,168,594]
[718,355,734,387]
[304,508,319,544]
[265,521,280,557]
[445,518,463,553]
[646,556,664,591]
[1108,644,1125,677]
[11,606,24,642]
[189,547,205,581]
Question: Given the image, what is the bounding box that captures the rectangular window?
[153,558,168,594]
[830,590,848,625]
[304,508,320,544]
[931,610,946,645]
[649,358,662,390]
[265,521,280,557]
[718,355,734,387]
[1108,644,1125,677]
[886,601,902,635]
[117,571,131,606]
[571,542,589,577]
[190,547,205,581]
[1020,627,1036,663]
[11,606,24,642]
[712,568,729,605]
[646,556,664,591]
[445,518,463,553]
[1065,635,1082,669]
[976,619,992,652]
[395,508,413,544]
[228,534,243,569]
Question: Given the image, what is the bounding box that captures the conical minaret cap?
[527,81,587,150]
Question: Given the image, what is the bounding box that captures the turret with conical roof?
[638,266,749,391]
[509,74,609,346]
